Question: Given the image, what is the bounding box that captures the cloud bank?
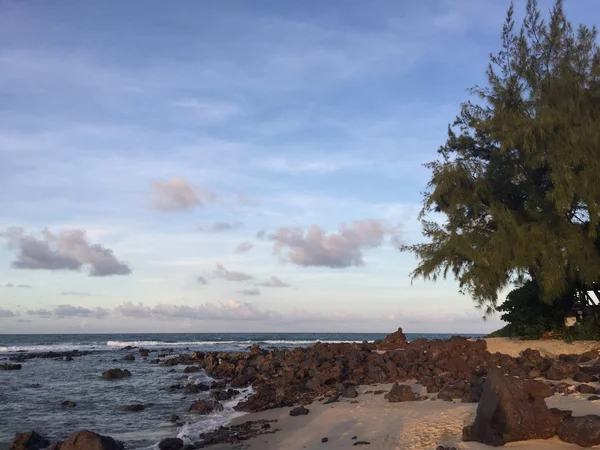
[264,219,402,268]
[1,228,132,277]
[235,241,253,254]
[27,305,110,319]
[258,276,289,288]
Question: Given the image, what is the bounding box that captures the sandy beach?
[210,338,600,450]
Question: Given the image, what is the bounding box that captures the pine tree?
[403,0,600,314]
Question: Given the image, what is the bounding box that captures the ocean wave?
[105,339,369,348]
[0,343,105,353]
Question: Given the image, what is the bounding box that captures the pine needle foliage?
[402,0,600,312]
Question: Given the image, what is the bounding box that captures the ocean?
[0,332,483,449]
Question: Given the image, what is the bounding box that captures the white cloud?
[27,305,109,319]
[235,241,253,254]
[117,299,278,321]
[213,263,253,282]
[264,219,402,268]
[237,288,260,296]
[150,178,215,211]
[258,276,289,288]
[1,227,132,276]
[198,221,243,233]
[0,308,18,318]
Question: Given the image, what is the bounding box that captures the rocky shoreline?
[7,328,600,449]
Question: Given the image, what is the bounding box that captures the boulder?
[212,389,240,401]
[342,386,359,399]
[122,404,145,412]
[10,431,50,450]
[576,384,597,394]
[462,367,559,446]
[158,438,184,450]
[101,369,131,379]
[54,430,124,450]
[61,400,76,408]
[377,327,407,349]
[384,383,416,402]
[183,365,202,373]
[546,360,580,380]
[139,348,151,357]
[557,415,600,447]
[289,405,309,416]
[122,354,135,361]
[1,363,22,371]
[188,399,223,414]
[573,372,596,383]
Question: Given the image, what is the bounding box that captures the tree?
[402,0,600,315]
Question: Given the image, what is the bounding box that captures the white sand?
[485,337,600,358]
[208,339,600,450]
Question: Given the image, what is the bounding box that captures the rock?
[437,380,468,402]
[170,413,180,422]
[139,348,151,357]
[377,327,407,350]
[323,393,341,404]
[588,395,600,401]
[576,384,597,394]
[188,399,223,414]
[289,405,309,416]
[546,360,580,380]
[321,437,329,443]
[158,438,184,450]
[185,382,210,393]
[1,363,22,371]
[462,367,559,446]
[10,431,50,450]
[183,365,202,373]
[64,356,73,362]
[353,442,371,446]
[384,383,416,402]
[212,389,240,401]
[123,354,135,361]
[557,415,600,447]
[342,386,359,398]
[61,400,76,408]
[55,430,124,450]
[102,369,131,379]
[573,372,596,383]
[122,404,145,412]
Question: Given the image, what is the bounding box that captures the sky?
[1,0,597,334]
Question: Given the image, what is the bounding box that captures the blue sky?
[1,0,597,334]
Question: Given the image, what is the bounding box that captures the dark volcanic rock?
[462,367,558,446]
[10,430,50,450]
[573,372,596,383]
[183,365,202,373]
[102,369,131,379]
[342,386,359,398]
[189,399,223,414]
[61,400,76,408]
[323,393,341,404]
[122,404,145,412]
[123,354,135,361]
[576,384,597,394]
[557,415,600,447]
[10,350,89,362]
[212,389,240,401]
[158,438,183,450]
[289,405,309,416]
[185,382,210,393]
[54,430,124,450]
[200,420,279,446]
[170,413,180,422]
[546,360,580,380]
[384,383,416,402]
[139,348,151,357]
[1,363,22,370]
[376,327,407,350]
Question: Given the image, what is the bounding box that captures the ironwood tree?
[402,0,600,317]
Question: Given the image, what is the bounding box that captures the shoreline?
[205,337,600,450]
